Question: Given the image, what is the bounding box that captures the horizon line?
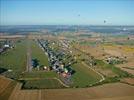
[1,24,134,26]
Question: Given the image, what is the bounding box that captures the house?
[105,56,124,64]
[62,72,71,78]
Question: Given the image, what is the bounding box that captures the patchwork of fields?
[1,78,133,100]
[0,39,104,89]
[0,76,16,100]
[0,36,134,100]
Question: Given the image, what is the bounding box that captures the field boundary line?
[54,77,70,88]
[8,83,22,100]
[82,62,105,83]
[38,90,41,100]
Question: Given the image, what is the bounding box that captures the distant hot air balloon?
[104,20,106,23]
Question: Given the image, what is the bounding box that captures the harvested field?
[76,42,134,75]
[44,83,134,100]
[77,41,134,60]
[104,49,122,57]
[0,76,16,100]
[121,78,134,85]
[74,44,105,59]
[103,45,134,57]
[117,60,134,75]
[0,76,11,94]
[7,82,134,100]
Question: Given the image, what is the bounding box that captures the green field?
[0,39,117,89]
[20,71,64,89]
[21,71,58,79]
[71,63,102,87]
[0,40,28,78]
[22,78,65,89]
[30,40,49,67]
[0,40,27,71]
[95,60,132,77]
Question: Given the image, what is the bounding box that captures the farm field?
[0,35,134,100]
[43,83,134,100]
[23,78,65,89]
[30,40,49,67]
[0,39,28,79]
[0,0,134,99]
[75,39,134,76]
[0,76,16,100]
[5,81,134,100]
[0,40,27,71]
[121,78,134,85]
[71,62,102,87]
[1,74,134,100]
[20,71,58,79]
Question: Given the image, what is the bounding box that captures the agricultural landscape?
[0,25,134,100]
[1,0,134,99]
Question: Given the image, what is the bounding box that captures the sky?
[0,0,134,25]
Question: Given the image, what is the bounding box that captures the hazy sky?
[0,0,134,25]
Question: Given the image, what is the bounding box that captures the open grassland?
[71,63,102,87]
[31,40,49,67]
[0,40,27,71]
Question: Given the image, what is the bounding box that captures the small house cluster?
[104,56,125,64]
[0,40,14,54]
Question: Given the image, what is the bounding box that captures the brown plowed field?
[7,82,134,100]
[0,76,16,100]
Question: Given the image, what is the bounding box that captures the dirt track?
[26,39,32,72]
